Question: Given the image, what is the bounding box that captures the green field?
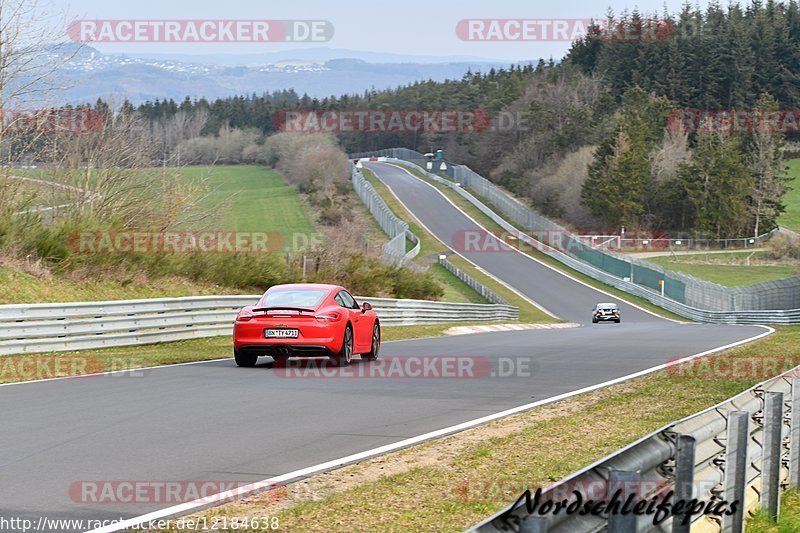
[646,252,800,286]
[2,175,72,210]
[779,159,800,231]
[177,165,317,240]
[12,165,317,243]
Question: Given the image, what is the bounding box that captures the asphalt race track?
[364,161,662,324]
[0,162,769,531]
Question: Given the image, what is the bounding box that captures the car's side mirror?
[361,302,372,313]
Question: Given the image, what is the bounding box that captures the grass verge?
[646,252,800,286]
[392,164,687,322]
[747,489,800,532]
[152,326,790,533]
[361,167,555,323]
[0,264,251,304]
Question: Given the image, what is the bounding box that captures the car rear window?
[262,289,329,308]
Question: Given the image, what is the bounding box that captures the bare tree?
[46,111,219,231]
[0,0,81,217]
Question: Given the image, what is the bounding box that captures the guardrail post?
[762,391,784,520]
[672,434,696,533]
[790,379,800,488]
[607,470,638,533]
[723,411,749,533]
[519,516,548,533]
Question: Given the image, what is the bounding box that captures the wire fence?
[352,149,800,314]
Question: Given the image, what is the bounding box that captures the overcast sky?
[47,0,721,62]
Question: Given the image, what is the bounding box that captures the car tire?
[331,324,354,366]
[592,318,598,323]
[362,323,381,361]
[234,348,258,367]
[615,319,621,323]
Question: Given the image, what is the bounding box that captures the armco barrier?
[354,152,800,324]
[351,162,424,271]
[471,364,799,532]
[0,295,518,356]
[439,256,508,306]
[352,159,511,306]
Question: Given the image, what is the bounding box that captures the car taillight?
[315,312,341,322]
[613,310,619,314]
[236,312,253,322]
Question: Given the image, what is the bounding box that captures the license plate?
[265,329,299,339]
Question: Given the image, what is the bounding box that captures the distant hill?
[41,45,525,105]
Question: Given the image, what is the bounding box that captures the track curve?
[0,163,770,531]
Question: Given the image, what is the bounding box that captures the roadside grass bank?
[645,252,800,286]
[0,264,250,304]
[0,322,519,385]
[393,164,687,322]
[154,326,790,533]
[747,489,800,532]
[361,167,556,324]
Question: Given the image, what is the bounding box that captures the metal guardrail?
[438,256,509,306]
[471,365,800,532]
[351,162,425,271]
[0,295,518,356]
[352,158,516,307]
[371,157,800,324]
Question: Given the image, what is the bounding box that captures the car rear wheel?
[331,325,353,366]
[592,317,598,323]
[234,349,258,367]
[615,319,621,323]
[362,323,380,361]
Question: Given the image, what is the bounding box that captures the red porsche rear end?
[233,284,346,363]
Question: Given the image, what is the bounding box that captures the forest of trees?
[71,0,800,238]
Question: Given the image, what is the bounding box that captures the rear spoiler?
[251,306,316,314]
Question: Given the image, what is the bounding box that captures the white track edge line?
[86,325,774,533]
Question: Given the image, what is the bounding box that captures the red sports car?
[233,283,381,367]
